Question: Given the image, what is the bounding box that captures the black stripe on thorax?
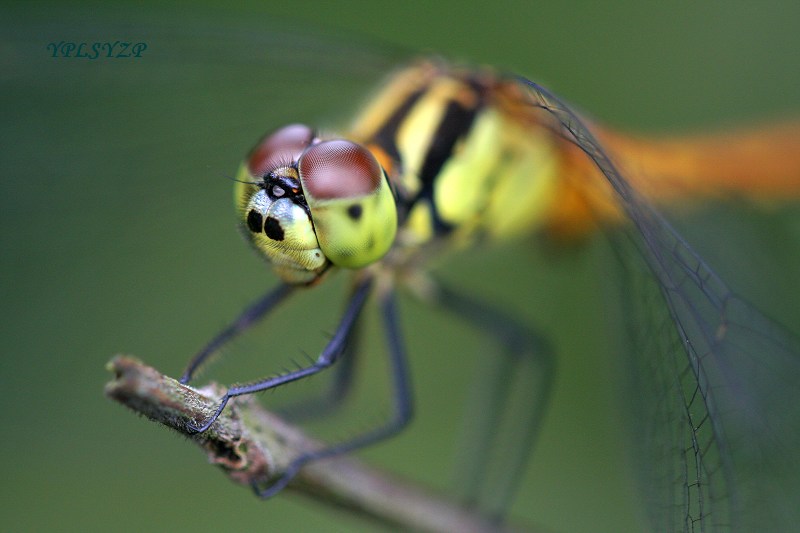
[372,87,427,168]
[367,73,488,235]
[416,78,485,234]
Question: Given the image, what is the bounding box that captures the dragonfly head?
[235,124,397,285]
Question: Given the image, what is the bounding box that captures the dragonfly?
[170,56,800,532]
[5,7,799,532]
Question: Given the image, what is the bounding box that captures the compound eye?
[298,140,383,201]
[296,139,396,269]
[248,124,314,176]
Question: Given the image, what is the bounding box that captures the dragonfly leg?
[252,285,413,499]
[180,282,295,384]
[277,302,361,421]
[185,278,371,434]
[432,282,555,520]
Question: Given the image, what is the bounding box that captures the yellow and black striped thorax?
[349,60,562,247]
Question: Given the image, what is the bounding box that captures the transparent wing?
[519,77,800,532]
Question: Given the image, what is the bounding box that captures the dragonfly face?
[235,124,398,284]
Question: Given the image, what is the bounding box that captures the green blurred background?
[2,1,799,532]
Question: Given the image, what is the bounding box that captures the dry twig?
[104,355,540,533]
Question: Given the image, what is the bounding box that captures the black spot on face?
[247,210,263,233]
[347,203,363,221]
[264,216,285,241]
